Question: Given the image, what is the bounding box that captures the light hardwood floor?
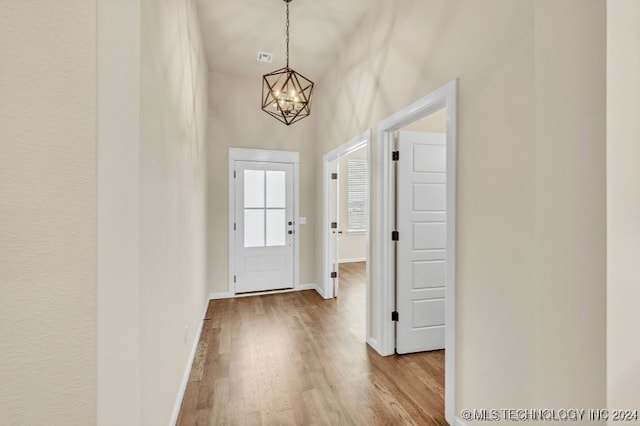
[177,262,446,425]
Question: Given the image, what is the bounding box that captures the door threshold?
[233,287,297,298]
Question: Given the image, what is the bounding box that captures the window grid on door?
[244,170,287,248]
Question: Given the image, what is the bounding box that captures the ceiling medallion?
[261,0,314,126]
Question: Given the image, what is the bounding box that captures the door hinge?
[233,275,236,283]
[233,170,236,178]
[331,222,338,229]
[331,271,337,279]
[233,223,236,231]
[392,151,399,161]
[392,230,399,241]
[392,311,399,322]
[331,173,338,180]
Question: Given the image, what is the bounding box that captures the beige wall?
[97,0,141,424]
[607,0,640,418]
[206,71,318,293]
[533,0,606,411]
[338,147,367,262]
[98,0,209,425]
[139,0,209,424]
[404,108,447,133]
[315,0,606,418]
[0,1,97,424]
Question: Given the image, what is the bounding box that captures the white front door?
[396,131,447,354]
[234,161,294,293]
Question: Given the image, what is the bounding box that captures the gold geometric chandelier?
[261,0,314,126]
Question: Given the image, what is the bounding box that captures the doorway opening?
[322,130,373,346]
[376,80,457,424]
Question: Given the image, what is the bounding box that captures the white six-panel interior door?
[234,160,295,293]
[396,131,447,354]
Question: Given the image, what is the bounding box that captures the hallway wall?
[0,1,97,424]
[97,0,141,423]
[98,0,210,425]
[533,0,606,410]
[607,0,640,416]
[139,0,209,424]
[314,0,606,419]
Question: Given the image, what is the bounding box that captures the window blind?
[347,159,367,233]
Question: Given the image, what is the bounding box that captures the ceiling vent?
[257,52,273,63]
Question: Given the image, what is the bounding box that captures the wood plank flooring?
[177,262,447,425]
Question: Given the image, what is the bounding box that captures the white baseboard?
[320,287,331,299]
[366,336,383,354]
[296,283,318,291]
[296,282,329,299]
[209,284,321,300]
[338,257,366,264]
[208,292,233,300]
[169,300,209,426]
[298,283,328,299]
[367,337,401,357]
[455,417,467,426]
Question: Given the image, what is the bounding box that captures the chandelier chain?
[261,0,313,125]
[285,1,290,68]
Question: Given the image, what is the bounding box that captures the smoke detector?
[257,52,273,63]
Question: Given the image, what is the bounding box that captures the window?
[244,170,287,247]
[347,159,367,233]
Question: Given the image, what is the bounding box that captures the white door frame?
[375,80,457,424]
[228,148,300,295]
[322,130,374,345]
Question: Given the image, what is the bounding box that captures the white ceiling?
[195,0,377,80]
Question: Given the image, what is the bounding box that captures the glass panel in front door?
[266,171,286,208]
[244,170,265,208]
[243,168,288,248]
[266,209,286,246]
[244,209,265,247]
